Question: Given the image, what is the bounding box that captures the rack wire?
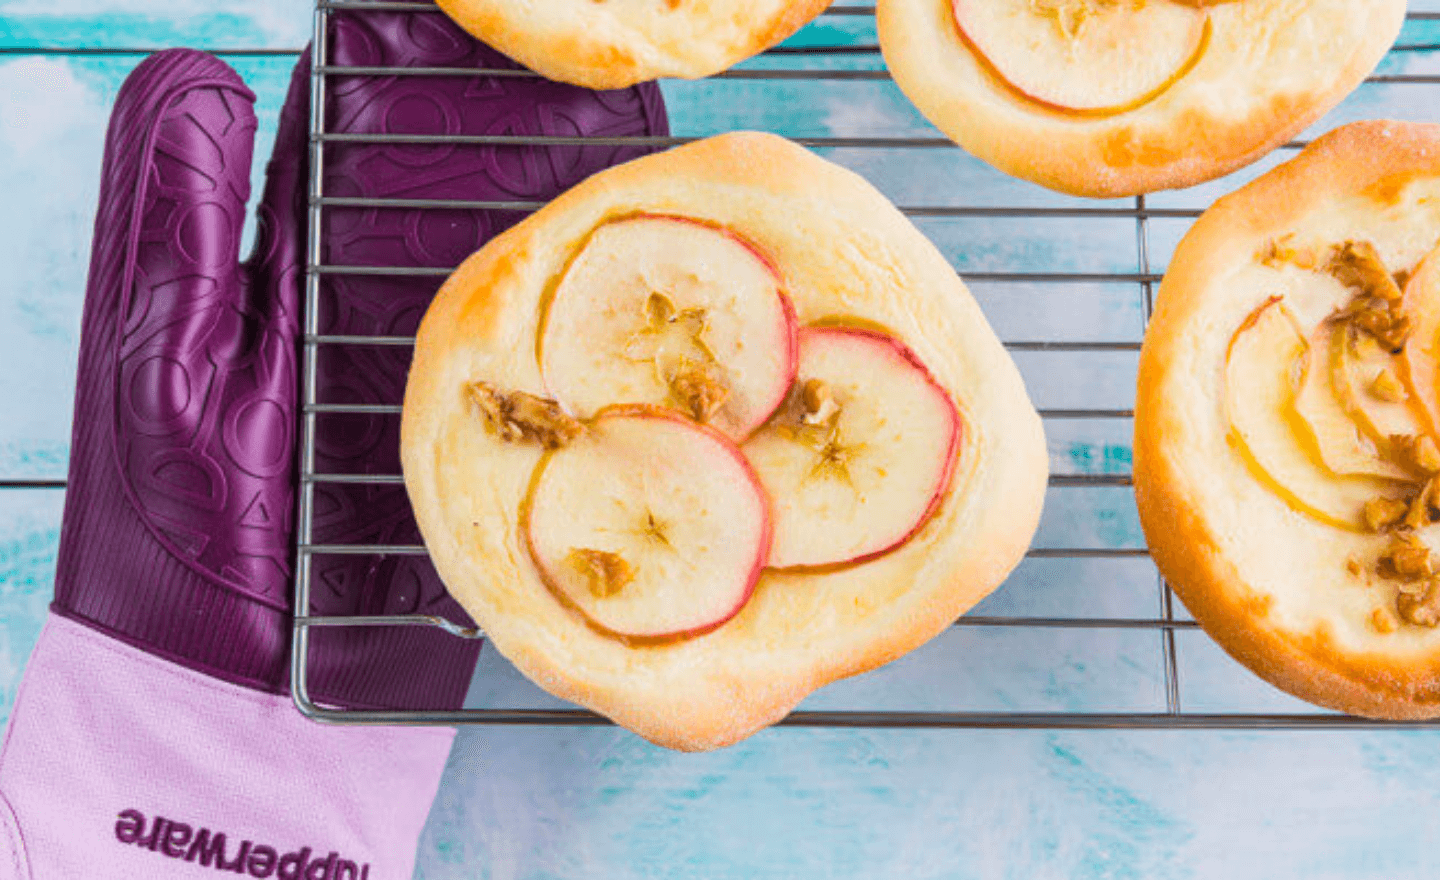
[292,1,1440,729]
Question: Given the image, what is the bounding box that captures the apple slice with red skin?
[540,214,798,441]
[1402,244,1440,439]
[742,325,961,571]
[522,405,773,643]
[953,0,1209,115]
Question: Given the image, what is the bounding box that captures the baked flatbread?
[401,133,1047,749]
[436,0,834,88]
[878,0,1404,197]
[1137,121,1440,719]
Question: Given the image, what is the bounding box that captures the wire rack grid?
[291,1,1440,730]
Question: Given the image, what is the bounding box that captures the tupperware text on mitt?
[115,809,370,878]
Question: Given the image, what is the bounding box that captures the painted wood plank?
[0,7,1439,880]
[0,0,308,50]
[0,54,298,478]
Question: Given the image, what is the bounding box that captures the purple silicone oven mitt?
[0,9,667,878]
[55,8,668,710]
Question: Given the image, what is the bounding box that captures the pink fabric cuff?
[0,614,455,879]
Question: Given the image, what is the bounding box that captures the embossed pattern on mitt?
[55,6,668,710]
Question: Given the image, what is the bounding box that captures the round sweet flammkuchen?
[878,0,1404,197]
[401,132,1048,750]
[1137,120,1440,719]
[434,0,834,89]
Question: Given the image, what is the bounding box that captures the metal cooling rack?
[291,1,1440,729]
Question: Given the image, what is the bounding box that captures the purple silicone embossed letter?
[54,8,668,710]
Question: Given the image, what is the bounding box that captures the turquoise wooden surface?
[4,3,1440,877]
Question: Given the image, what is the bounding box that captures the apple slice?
[1292,323,1410,481]
[742,325,961,570]
[954,0,1209,114]
[1331,320,1432,463]
[522,405,772,642]
[1225,298,1394,532]
[540,215,797,440]
[1402,244,1440,438]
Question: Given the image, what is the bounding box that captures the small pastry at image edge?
[434,0,834,89]
[878,0,1404,197]
[1136,120,1440,720]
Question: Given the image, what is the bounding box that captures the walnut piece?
[800,378,841,426]
[1397,581,1440,628]
[1363,497,1409,533]
[1372,607,1399,634]
[669,362,729,423]
[567,548,635,599]
[1405,485,1436,532]
[1391,433,1440,475]
[627,292,730,423]
[1351,307,1413,351]
[1258,234,1319,270]
[1327,242,1412,352]
[1328,241,1404,303]
[467,382,583,449]
[1379,532,1435,581]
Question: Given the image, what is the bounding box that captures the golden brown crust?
[877,0,1405,197]
[435,0,834,89]
[1136,121,1440,720]
[402,132,1048,750]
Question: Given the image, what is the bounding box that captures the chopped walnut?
[1405,487,1436,532]
[1328,241,1404,302]
[1372,607,1399,634]
[1380,532,1435,581]
[467,382,583,449]
[1402,478,1440,530]
[1371,368,1408,403]
[1397,573,1432,597]
[801,378,830,416]
[627,292,729,423]
[567,548,635,599]
[800,378,841,426]
[468,382,510,431]
[1397,581,1440,628]
[1391,433,1440,474]
[669,362,729,422]
[1258,234,1319,270]
[771,378,861,485]
[1397,546,1435,580]
[1327,241,1411,352]
[1350,306,1413,351]
[1364,496,1409,532]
